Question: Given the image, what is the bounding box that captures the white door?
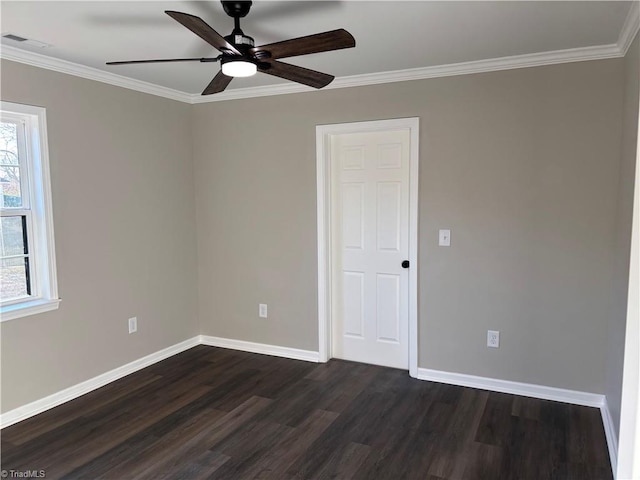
[330,129,410,369]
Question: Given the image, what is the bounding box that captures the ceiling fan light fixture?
[221,59,257,77]
[107,3,355,95]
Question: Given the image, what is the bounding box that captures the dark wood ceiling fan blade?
[258,60,334,89]
[202,70,233,95]
[107,57,219,65]
[252,29,355,60]
[165,10,240,55]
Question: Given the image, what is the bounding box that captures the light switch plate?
[439,229,451,247]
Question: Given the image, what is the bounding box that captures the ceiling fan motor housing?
[222,32,257,70]
[224,33,254,50]
[221,1,252,19]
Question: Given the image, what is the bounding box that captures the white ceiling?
[0,1,637,100]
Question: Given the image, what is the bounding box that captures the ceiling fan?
[106,1,356,95]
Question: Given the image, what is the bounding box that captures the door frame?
[316,117,420,378]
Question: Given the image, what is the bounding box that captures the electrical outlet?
[259,304,268,318]
[487,330,499,348]
[128,317,137,334]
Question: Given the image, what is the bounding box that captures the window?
[1,102,58,321]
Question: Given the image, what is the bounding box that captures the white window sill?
[1,298,61,322]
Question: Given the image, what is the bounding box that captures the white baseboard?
[0,335,617,478]
[0,336,200,429]
[600,399,619,475]
[417,367,618,475]
[417,367,605,407]
[0,335,320,430]
[199,335,320,363]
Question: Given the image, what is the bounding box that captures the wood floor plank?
[155,450,230,480]
[2,371,164,446]
[22,384,214,478]
[426,388,491,479]
[310,442,371,480]
[354,423,437,480]
[242,409,339,479]
[127,395,273,479]
[207,421,292,479]
[474,391,515,447]
[567,404,612,479]
[284,385,398,477]
[63,408,226,480]
[461,442,503,480]
[259,360,378,429]
[61,432,162,480]
[95,414,225,479]
[0,346,613,480]
[511,395,542,420]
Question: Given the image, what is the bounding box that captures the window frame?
[1,114,36,306]
[1,101,59,321]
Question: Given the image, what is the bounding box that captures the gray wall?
[0,52,630,414]
[193,58,625,394]
[0,61,199,413]
[605,34,639,440]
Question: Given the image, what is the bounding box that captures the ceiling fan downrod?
[222,1,255,51]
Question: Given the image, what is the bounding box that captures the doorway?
[316,118,419,376]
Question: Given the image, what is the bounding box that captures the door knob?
[402,260,410,268]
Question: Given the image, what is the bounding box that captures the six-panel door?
[330,129,410,369]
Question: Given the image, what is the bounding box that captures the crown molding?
[618,1,640,55]
[1,37,628,105]
[0,45,191,103]
[190,43,622,103]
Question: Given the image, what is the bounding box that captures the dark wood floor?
[1,346,612,479]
